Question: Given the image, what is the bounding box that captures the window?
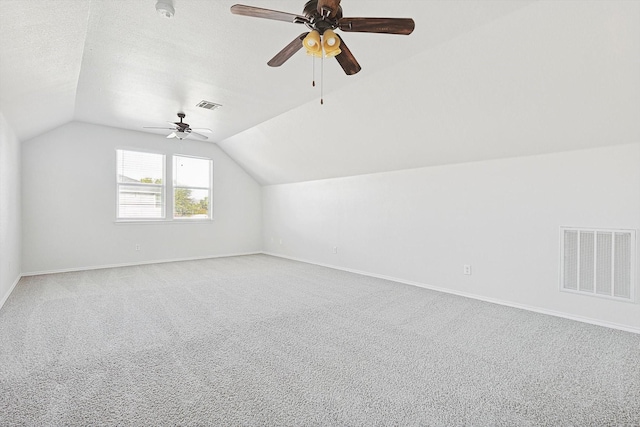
[116,150,212,221]
[173,155,212,219]
[117,150,165,219]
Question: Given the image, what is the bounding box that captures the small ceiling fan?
[231,0,415,75]
[144,113,212,140]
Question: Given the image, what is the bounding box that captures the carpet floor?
[1,254,639,426]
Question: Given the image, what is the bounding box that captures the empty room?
[1,0,639,425]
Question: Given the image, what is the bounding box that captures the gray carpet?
[1,254,639,426]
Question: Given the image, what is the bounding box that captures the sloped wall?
[219,1,640,186]
[0,112,21,307]
[263,143,640,332]
[21,122,262,273]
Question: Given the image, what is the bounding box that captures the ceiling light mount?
[155,0,175,19]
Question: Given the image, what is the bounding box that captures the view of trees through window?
[140,178,162,184]
[173,155,212,219]
[175,188,209,217]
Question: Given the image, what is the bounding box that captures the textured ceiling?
[0,0,534,142]
[1,0,638,185]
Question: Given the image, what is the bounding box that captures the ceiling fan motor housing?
[175,113,189,129]
[303,0,342,33]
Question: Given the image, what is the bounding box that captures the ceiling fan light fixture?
[303,30,322,57]
[155,0,175,19]
[322,29,341,57]
[174,130,189,140]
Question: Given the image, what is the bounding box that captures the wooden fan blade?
[268,33,308,67]
[189,131,209,140]
[167,133,177,139]
[230,4,306,24]
[334,36,361,75]
[317,0,341,17]
[338,17,415,35]
[191,128,213,133]
[144,127,176,130]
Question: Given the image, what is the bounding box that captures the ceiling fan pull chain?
[320,55,324,105]
[312,56,316,87]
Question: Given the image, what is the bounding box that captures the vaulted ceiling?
[1,0,638,185]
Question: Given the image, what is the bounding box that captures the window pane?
[116,150,165,219]
[117,150,164,184]
[174,156,210,188]
[118,185,164,219]
[174,188,209,218]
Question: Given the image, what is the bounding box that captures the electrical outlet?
[463,265,471,275]
[333,246,338,254]
[135,244,141,251]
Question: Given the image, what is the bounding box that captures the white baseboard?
[21,252,262,277]
[16,250,640,335]
[263,252,640,335]
[0,274,22,311]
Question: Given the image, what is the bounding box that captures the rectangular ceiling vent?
[196,100,222,111]
[560,227,636,302]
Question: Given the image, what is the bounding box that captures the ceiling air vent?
[196,100,222,111]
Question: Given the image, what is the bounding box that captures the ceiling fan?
[143,113,212,140]
[230,0,415,75]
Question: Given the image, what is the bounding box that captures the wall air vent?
[196,100,222,110]
[560,227,636,302]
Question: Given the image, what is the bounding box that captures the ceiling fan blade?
[334,36,361,75]
[191,128,213,133]
[230,4,306,24]
[189,131,209,140]
[268,32,308,67]
[167,133,177,139]
[144,127,177,130]
[317,0,341,18]
[338,17,415,35]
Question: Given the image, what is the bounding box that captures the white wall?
[21,122,262,273]
[0,112,22,307]
[263,143,640,332]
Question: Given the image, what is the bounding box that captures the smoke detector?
[156,0,175,19]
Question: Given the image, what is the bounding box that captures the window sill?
[114,218,214,225]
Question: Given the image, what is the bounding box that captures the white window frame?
[172,154,213,221]
[115,149,213,223]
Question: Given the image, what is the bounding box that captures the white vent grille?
[561,227,636,302]
[196,100,222,110]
